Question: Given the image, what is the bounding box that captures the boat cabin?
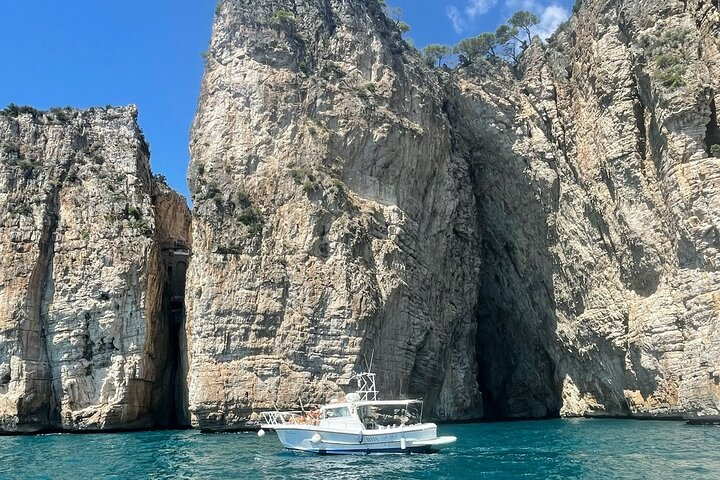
[318,400,424,431]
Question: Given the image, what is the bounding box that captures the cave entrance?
[474,291,562,420]
[466,142,563,421]
[160,239,191,427]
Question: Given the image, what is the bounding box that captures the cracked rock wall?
[185,0,482,429]
[187,0,720,426]
[0,106,188,432]
[3,0,719,432]
[453,0,720,418]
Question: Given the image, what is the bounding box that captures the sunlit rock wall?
[0,106,189,432]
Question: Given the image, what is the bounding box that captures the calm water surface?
[1,419,718,479]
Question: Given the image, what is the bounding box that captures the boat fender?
[358,432,364,444]
[257,429,265,437]
[400,437,406,450]
[311,433,322,444]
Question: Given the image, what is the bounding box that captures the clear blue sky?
[0,0,572,199]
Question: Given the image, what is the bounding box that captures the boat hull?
[269,423,453,454]
[292,445,433,455]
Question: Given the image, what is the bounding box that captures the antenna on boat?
[351,348,379,401]
[352,371,378,402]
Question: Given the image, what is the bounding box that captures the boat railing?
[261,410,320,426]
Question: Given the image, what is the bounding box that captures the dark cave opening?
[464,140,562,421]
[159,240,191,428]
[474,300,562,421]
[475,356,500,419]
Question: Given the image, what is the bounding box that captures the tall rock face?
[186,0,482,429]
[452,0,720,418]
[1,0,717,430]
[188,0,720,427]
[0,106,190,432]
[449,62,565,418]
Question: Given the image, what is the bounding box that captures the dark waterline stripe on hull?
[286,446,433,455]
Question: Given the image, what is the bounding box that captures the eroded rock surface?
[185,0,482,429]
[0,106,190,432]
[186,0,720,428]
[454,0,720,418]
[2,0,719,433]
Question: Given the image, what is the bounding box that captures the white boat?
[258,372,457,454]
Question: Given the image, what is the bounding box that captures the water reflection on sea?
[1,419,718,479]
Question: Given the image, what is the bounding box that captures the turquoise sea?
[1,419,718,479]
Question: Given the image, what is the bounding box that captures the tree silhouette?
[495,24,519,45]
[423,44,452,67]
[495,24,521,62]
[383,4,410,34]
[509,11,540,45]
[454,36,485,64]
[477,32,499,58]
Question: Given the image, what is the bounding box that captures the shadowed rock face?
[453,0,720,418]
[0,106,190,432]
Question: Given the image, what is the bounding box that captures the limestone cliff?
[2,0,719,432]
[186,0,482,429]
[453,0,720,418]
[187,0,720,428]
[0,106,190,432]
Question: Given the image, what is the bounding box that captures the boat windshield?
[357,402,423,430]
[321,406,351,419]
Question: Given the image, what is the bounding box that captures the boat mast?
[353,372,378,401]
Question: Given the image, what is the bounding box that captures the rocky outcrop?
[453,0,720,418]
[186,0,720,428]
[1,0,718,432]
[0,106,190,432]
[185,0,482,429]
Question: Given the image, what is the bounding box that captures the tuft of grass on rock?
[303,179,319,193]
[657,64,684,89]
[710,144,720,158]
[271,9,296,25]
[290,167,315,183]
[329,178,346,191]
